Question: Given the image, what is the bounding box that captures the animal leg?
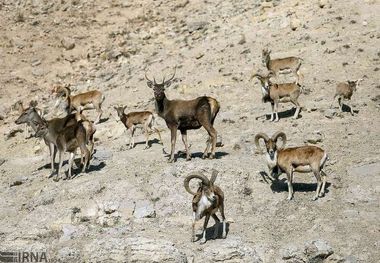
[338,97,343,112]
[49,143,56,177]
[286,170,294,200]
[143,123,150,149]
[200,119,217,159]
[292,99,301,119]
[168,126,177,163]
[220,203,227,239]
[319,170,327,197]
[212,214,220,239]
[200,214,210,244]
[270,103,275,121]
[192,212,196,242]
[180,130,191,161]
[94,106,103,124]
[313,169,322,201]
[79,143,90,173]
[348,101,354,116]
[128,126,135,149]
[56,151,64,182]
[68,152,75,180]
[274,102,279,122]
[203,137,211,159]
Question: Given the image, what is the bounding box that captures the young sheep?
[34,120,90,181]
[114,106,163,149]
[252,72,302,122]
[332,79,362,115]
[146,68,220,162]
[255,132,328,200]
[184,170,226,244]
[53,84,105,124]
[262,48,302,82]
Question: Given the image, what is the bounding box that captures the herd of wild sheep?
[14,49,362,244]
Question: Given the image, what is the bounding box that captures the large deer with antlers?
[145,68,220,162]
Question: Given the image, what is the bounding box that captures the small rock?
[304,131,324,144]
[61,37,75,50]
[318,0,328,8]
[304,240,333,261]
[238,34,246,45]
[187,21,208,32]
[324,108,337,119]
[0,158,5,167]
[60,224,78,242]
[133,200,156,219]
[10,176,28,187]
[290,16,301,31]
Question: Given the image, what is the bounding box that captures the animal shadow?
[341,104,359,114]
[190,151,229,160]
[195,221,230,242]
[270,177,331,194]
[264,107,302,120]
[133,138,162,147]
[69,160,106,178]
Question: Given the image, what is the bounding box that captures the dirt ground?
[0,0,379,262]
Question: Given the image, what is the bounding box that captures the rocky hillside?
[0,0,379,262]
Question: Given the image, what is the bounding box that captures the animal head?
[348,79,362,92]
[251,72,273,91]
[113,105,127,118]
[53,84,71,108]
[184,170,219,203]
[15,106,39,125]
[262,48,271,64]
[255,132,287,159]
[145,68,176,99]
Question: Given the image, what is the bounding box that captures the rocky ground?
[0,0,379,262]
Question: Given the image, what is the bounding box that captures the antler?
[162,66,176,85]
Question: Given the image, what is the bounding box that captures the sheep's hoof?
[318,192,325,198]
[144,146,150,150]
[222,233,227,239]
[312,196,318,201]
[186,156,192,161]
[167,158,174,163]
[287,196,293,201]
[200,238,206,244]
[209,154,215,159]
[53,177,60,182]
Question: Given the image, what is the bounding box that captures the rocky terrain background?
[0,0,379,262]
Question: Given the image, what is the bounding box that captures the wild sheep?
[114,106,163,149]
[184,170,226,244]
[332,79,362,115]
[255,132,328,200]
[252,72,302,122]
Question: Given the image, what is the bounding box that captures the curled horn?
[271,131,287,149]
[254,132,270,152]
[210,169,218,184]
[250,73,264,81]
[184,172,210,195]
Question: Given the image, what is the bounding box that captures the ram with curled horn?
[183,170,226,244]
[145,67,220,162]
[251,71,302,122]
[53,84,105,124]
[255,131,329,200]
